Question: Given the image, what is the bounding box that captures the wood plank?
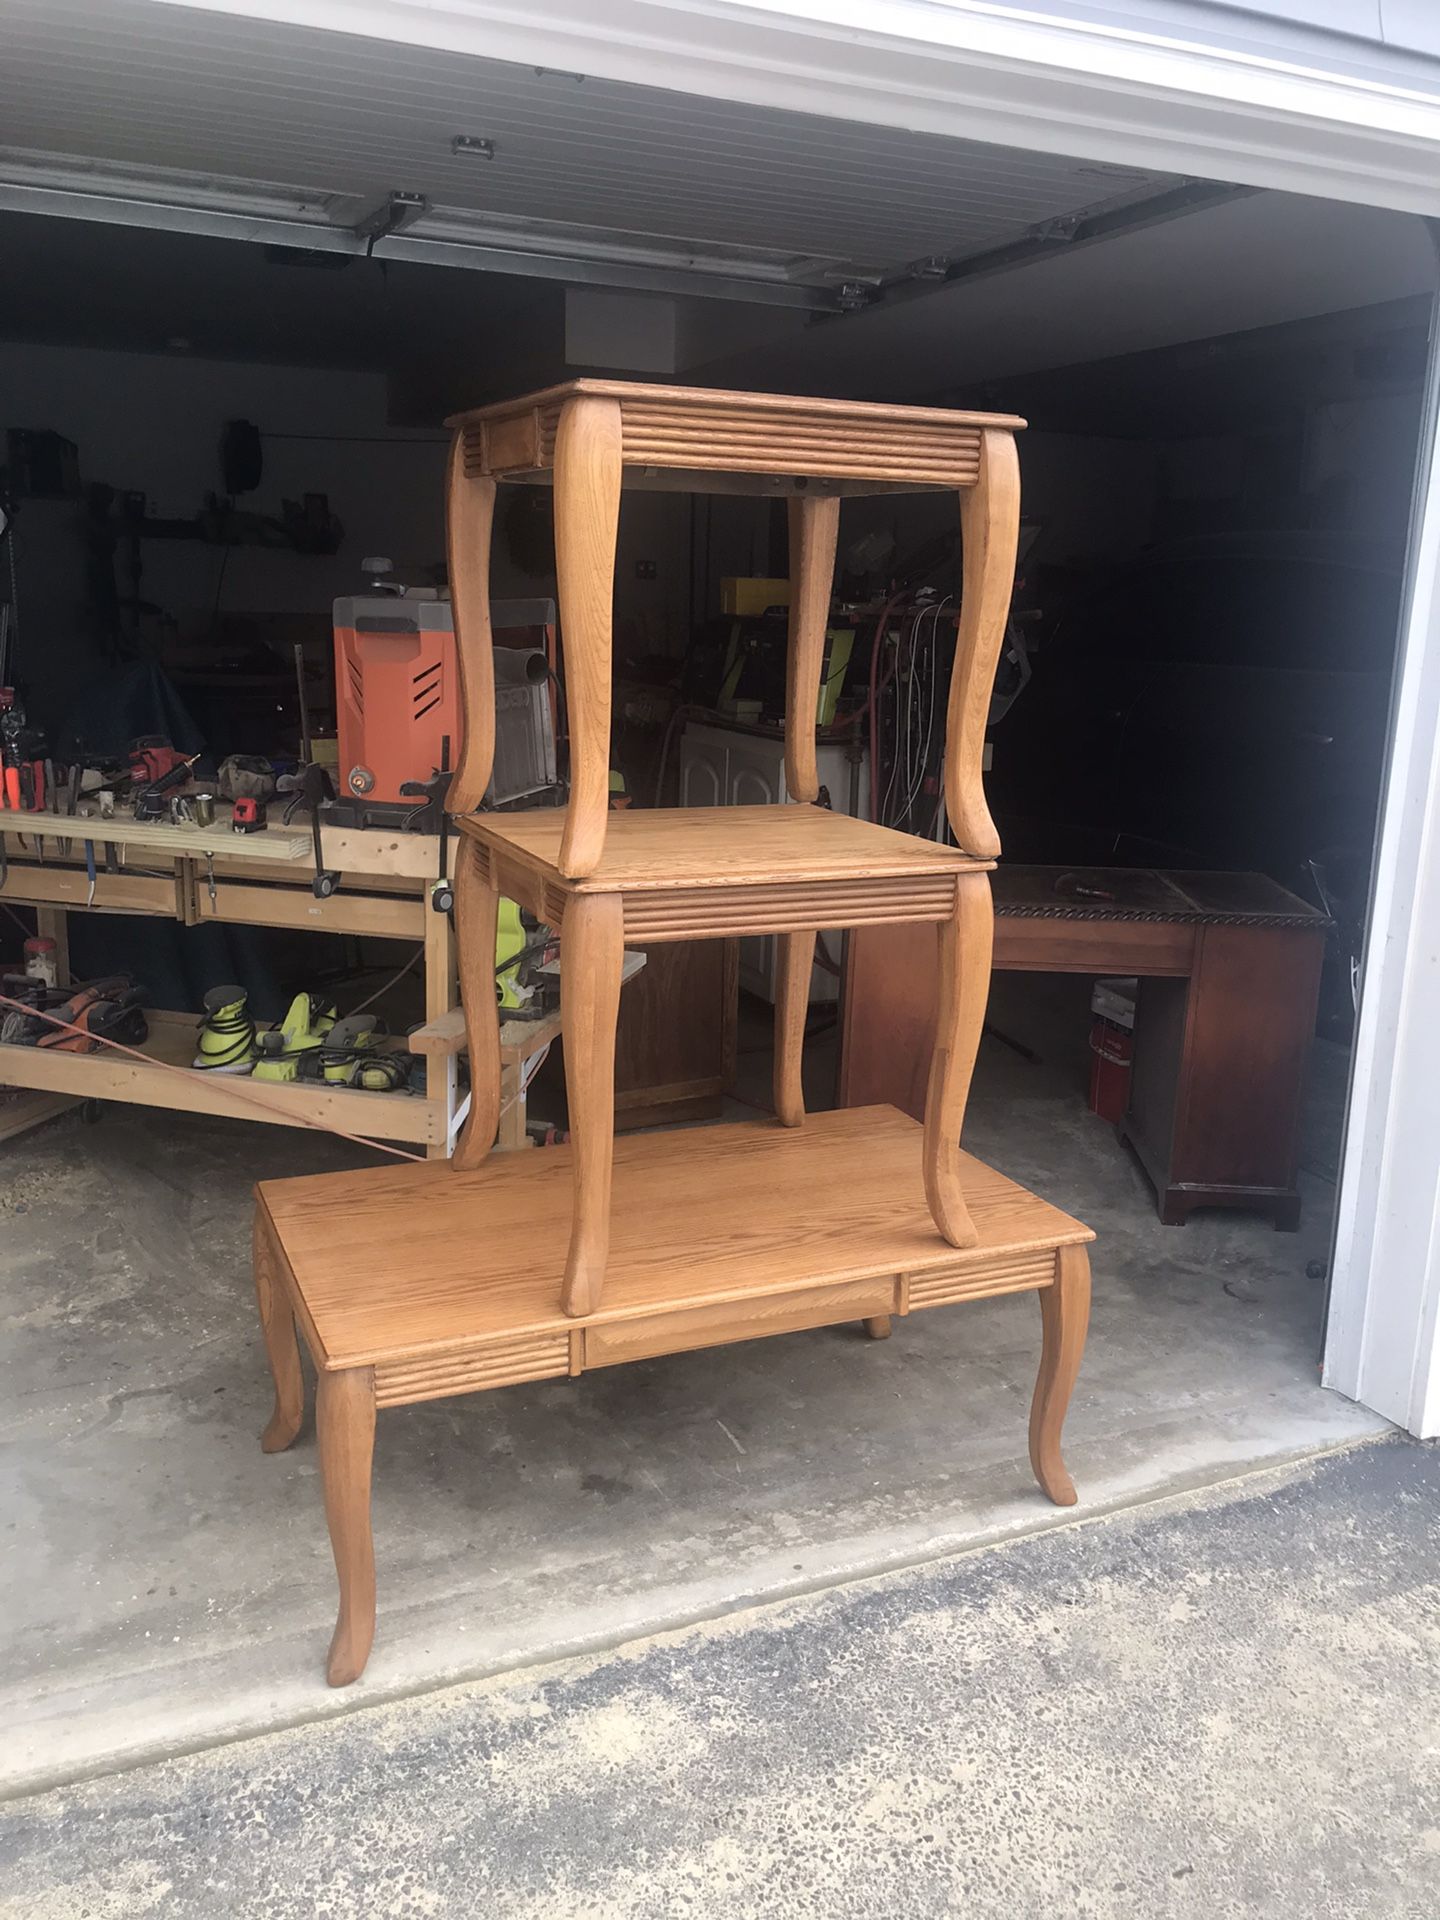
[0,813,441,880]
[33,906,70,985]
[992,916,1197,975]
[294,828,440,881]
[0,809,310,861]
[0,867,179,917]
[196,882,425,938]
[0,1088,81,1143]
[0,1009,441,1143]
[256,1105,1091,1369]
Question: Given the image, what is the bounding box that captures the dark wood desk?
[840,867,1329,1229]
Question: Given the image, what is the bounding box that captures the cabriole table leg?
[559,891,625,1316]
[773,929,816,1127]
[922,871,994,1248]
[452,837,502,1171]
[317,1365,377,1687]
[1029,1244,1091,1507]
[254,1213,305,1453]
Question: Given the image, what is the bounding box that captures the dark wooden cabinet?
[840,868,1327,1228]
[614,938,738,1129]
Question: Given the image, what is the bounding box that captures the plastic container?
[1087,976,1137,1125]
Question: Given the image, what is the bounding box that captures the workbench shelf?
[0,1010,444,1146]
[0,813,465,1155]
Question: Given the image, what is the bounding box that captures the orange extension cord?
[0,989,427,1162]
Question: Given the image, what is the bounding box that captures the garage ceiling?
[0,0,1187,306]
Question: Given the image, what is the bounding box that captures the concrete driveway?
[3,1434,1436,1918]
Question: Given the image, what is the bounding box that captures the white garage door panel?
[1383,2,1440,59]
[0,0,1174,286]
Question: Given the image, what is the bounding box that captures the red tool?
[128,737,192,786]
[0,701,45,811]
[231,797,267,833]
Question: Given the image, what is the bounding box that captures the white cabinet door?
[679,726,729,808]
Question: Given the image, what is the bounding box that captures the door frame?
[157,0,1440,1430]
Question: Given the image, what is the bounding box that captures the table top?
[458,804,991,893]
[449,381,1023,495]
[993,866,1328,929]
[447,380,1025,433]
[258,1105,1090,1368]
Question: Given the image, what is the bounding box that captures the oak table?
[442,381,1028,1314]
[253,1104,1094,1686]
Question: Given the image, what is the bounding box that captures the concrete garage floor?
[0,977,1386,1798]
[4,1437,1435,1918]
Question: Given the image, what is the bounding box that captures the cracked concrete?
[0,976,1387,1796]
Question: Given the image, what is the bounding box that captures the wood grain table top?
[456,805,992,894]
[446,380,1025,496]
[447,379,1026,433]
[257,1106,1091,1370]
[993,865,1329,928]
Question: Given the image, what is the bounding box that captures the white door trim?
[1326,294,1440,1436]
[150,0,1440,213]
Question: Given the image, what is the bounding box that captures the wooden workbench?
[0,812,463,1154]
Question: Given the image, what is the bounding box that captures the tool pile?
[193,986,410,1090]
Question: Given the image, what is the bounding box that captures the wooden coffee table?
[253,1104,1093,1687]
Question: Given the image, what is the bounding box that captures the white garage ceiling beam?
[0,159,847,311]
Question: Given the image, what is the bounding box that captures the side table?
[442,381,1027,1314]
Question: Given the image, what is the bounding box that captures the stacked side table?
[250,380,1100,1686]
[444,381,1028,1311]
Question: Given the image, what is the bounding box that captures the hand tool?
[83,837,96,907]
[231,796,267,833]
[1,709,19,810]
[0,976,146,1052]
[133,751,200,822]
[280,761,338,898]
[294,640,314,767]
[400,734,454,914]
[127,738,192,786]
[61,761,80,856]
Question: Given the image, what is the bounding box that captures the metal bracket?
[350,191,429,250]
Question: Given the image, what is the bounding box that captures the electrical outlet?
[634,559,656,580]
